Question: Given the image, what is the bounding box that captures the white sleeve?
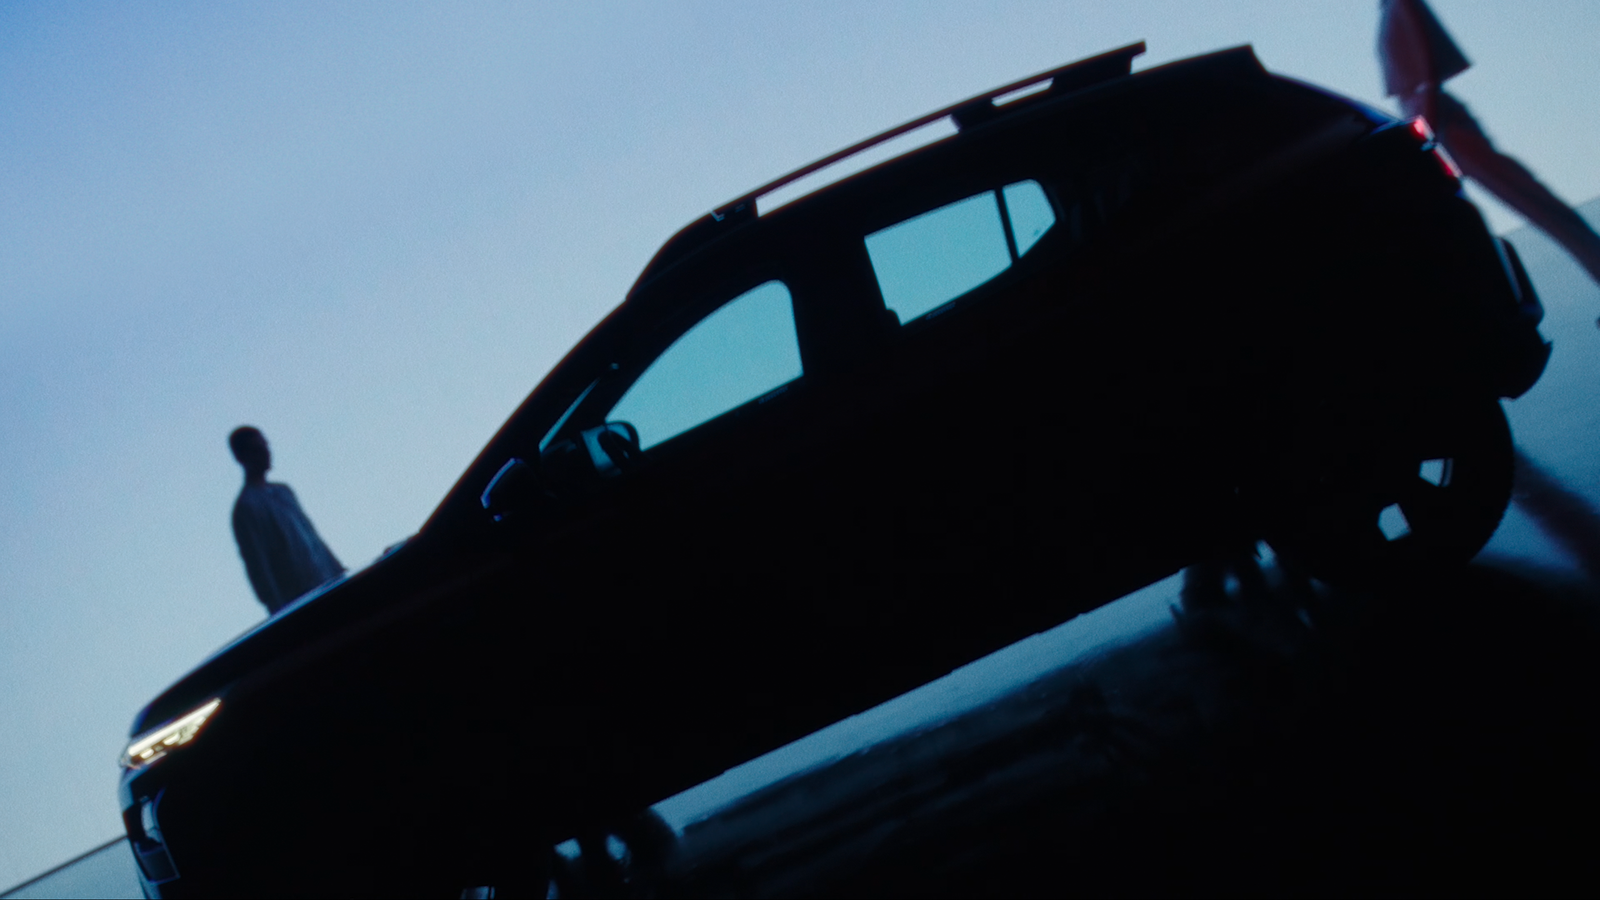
[234,500,283,609]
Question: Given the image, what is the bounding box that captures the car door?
[476,246,893,815]
[833,177,1120,638]
[842,170,1235,627]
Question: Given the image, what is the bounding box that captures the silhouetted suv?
[119,43,1548,897]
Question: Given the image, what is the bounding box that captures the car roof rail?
[632,42,1144,291]
[719,41,1146,218]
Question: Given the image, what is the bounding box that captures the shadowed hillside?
[649,559,1600,898]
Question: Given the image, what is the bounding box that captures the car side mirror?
[583,422,643,478]
[480,458,548,522]
[536,422,645,498]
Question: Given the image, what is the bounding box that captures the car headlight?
[120,699,221,771]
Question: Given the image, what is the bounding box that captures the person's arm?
[234,502,283,611]
[1414,83,1441,133]
[280,485,345,575]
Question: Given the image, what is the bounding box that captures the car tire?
[1247,396,1514,586]
[549,809,678,899]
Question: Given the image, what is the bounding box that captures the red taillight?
[1406,116,1460,183]
[1431,143,1463,181]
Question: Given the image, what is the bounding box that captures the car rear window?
[865,180,1056,323]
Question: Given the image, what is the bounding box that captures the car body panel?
[121,43,1547,897]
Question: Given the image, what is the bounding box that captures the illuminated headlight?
[120,699,221,770]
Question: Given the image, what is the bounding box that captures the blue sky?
[3,1,1599,887]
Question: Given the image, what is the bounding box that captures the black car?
[119,42,1548,897]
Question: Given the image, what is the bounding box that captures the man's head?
[229,426,271,479]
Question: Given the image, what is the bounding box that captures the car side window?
[609,280,803,450]
[1003,180,1055,256]
[865,179,1056,323]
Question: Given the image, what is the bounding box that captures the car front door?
[477,245,885,820]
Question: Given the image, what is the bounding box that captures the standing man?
[1378,0,1600,299]
[229,426,346,614]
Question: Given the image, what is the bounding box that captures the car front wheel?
[1247,396,1514,585]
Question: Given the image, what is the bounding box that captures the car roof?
[628,42,1148,294]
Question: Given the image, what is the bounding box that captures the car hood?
[128,535,415,738]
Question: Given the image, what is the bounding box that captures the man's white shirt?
[232,482,345,613]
